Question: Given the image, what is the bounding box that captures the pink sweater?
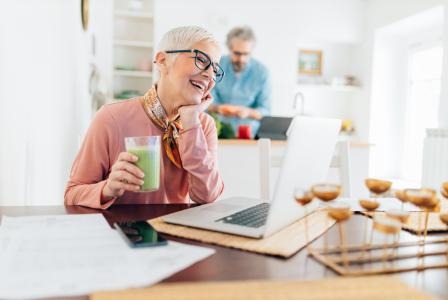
[64,99,224,209]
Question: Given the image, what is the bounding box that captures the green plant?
[208,112,235,139]
[209,112,222,136]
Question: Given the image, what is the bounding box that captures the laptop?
[163,116,341,238]
[255,116,293,140]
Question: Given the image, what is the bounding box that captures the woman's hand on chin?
[178,93,213,130]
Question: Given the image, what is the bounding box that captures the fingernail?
[139,172,145,178]
[139,180,144,185]
[133,155,138,161]
[134,185,140,190]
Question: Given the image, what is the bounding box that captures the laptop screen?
[255,116,293,140]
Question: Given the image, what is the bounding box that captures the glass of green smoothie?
[125,136,161,192]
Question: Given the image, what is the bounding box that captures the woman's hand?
[178,92,213,130]
[101,152,145,202]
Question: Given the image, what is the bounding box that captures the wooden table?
[1,205,447,299]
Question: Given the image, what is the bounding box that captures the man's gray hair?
[226,26,256,49]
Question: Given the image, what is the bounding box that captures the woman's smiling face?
[166,41,221,106]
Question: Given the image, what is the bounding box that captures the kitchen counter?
[218,139,374,148]
[217,138,371,199]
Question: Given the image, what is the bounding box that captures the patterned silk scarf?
[140,85,183,168]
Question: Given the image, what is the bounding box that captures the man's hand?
[235,106,251,119]
[216,104,239,117]
[214,104,263,120]
[232,105,262,120]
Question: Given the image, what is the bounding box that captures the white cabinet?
[112,0,154,102]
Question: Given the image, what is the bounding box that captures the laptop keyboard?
[215,203,270,228]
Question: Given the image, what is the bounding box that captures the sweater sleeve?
[64,106,119,209]
[178,114,224,204]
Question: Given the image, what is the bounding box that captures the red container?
[237,125,251,139]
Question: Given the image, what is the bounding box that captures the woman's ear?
[154,52,169,76]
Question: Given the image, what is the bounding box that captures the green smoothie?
[128,146,160,192]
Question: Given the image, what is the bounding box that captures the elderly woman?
[65,26,225,209]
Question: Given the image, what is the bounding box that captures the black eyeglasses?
[165,49,225,83]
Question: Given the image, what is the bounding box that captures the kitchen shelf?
[114,10,153,19]
[114,70,152,78]
[114,39,153,48]
[109,0,154,113]
[297,84,361,92]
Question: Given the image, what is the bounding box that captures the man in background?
[209,26,272,138]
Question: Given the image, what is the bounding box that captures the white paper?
[0,214,214,299]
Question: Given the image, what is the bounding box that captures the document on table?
[0,214,215,299]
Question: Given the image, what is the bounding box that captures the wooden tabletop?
[0,205,446,300]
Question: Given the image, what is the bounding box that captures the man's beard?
[232,61,246,73]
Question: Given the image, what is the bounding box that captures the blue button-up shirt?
[211,55,272,137]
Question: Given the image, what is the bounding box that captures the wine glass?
[310,184,342,254]
[293,188,314,247]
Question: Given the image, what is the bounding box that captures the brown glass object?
[293,189,315,247]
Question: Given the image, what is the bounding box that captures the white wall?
[440,4,448,128]
[369,34,408,178]
[88,0,114,123]
[366,0,447,30]
[154,0,366,117]
[0,0,111,205]
[0,1,78,205]
[296,42,361,121]
[364,1,447,180]
[343,0,448,152]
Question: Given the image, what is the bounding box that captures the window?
[402,44,443,182]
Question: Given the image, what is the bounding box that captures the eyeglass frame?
[165,49,225,83]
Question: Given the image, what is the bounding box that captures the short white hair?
[157,26,219,52]
[154,26,220,80]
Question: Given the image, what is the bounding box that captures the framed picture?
[298,49,322,75]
